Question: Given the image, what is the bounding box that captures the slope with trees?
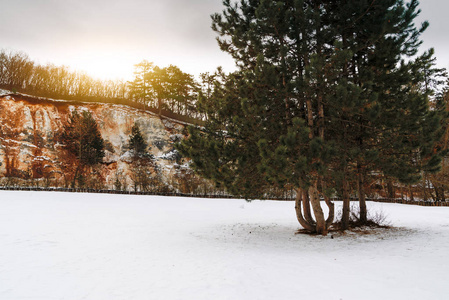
[0,49,199,123]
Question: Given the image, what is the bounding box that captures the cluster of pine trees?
[128,61,198,117]
[56,113,214,194]
[178,0,449,235]
[57,112,159,191]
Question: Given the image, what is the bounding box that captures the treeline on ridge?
[0,49,216,124]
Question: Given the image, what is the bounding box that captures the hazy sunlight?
[66,51,136,81]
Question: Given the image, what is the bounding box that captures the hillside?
[0,90,193,190]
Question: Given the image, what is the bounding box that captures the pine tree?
[179,0,446,234]
[164,65,197,116]
[129,60,154,108]
[127,122,159,191]
[143,65,197,116]
[60,109,105,187]
[128,122,148,157]
[317,0,447,227]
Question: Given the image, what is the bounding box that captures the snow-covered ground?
[0,191,448,300]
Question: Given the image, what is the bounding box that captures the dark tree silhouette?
[60,109,105,187]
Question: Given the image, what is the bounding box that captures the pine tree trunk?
[341,177,350,231]
[309,182,327,235]
[318,99,325,139]
[433,182,444,202]
[357,165,367,224]
[321,180,334,227]
[422,181,428,201]
[434,183,439,201]
[306,99,314,139]
[324,194,335,228]
[158,98,162,116]
[72,166,80,189]
[427,178,436,201]
[294,188,316,232]
[302,189,315,226]
[387,179,395,199]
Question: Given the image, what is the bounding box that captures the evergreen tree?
[164,65,197,116]
[127,122,159,191]
[128,61,198,117]
[425,83,449,201]
[128,122,148,157]
[179,0,446,234]
[60,109,105,187]
[129,60,154,108]
[319,0,446,227]
[144,65,197,116]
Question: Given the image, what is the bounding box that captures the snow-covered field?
[1,191,448,300]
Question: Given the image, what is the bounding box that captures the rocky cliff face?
[0,92,189,190]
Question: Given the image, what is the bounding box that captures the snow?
[119,150,133,163]
[0,89,11,96]
[0,191,448,300]
[157,149,179,160]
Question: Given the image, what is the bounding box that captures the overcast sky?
[0,0,447,81]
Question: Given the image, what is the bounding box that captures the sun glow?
[43,42,236,82]
[64,51,136,82]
